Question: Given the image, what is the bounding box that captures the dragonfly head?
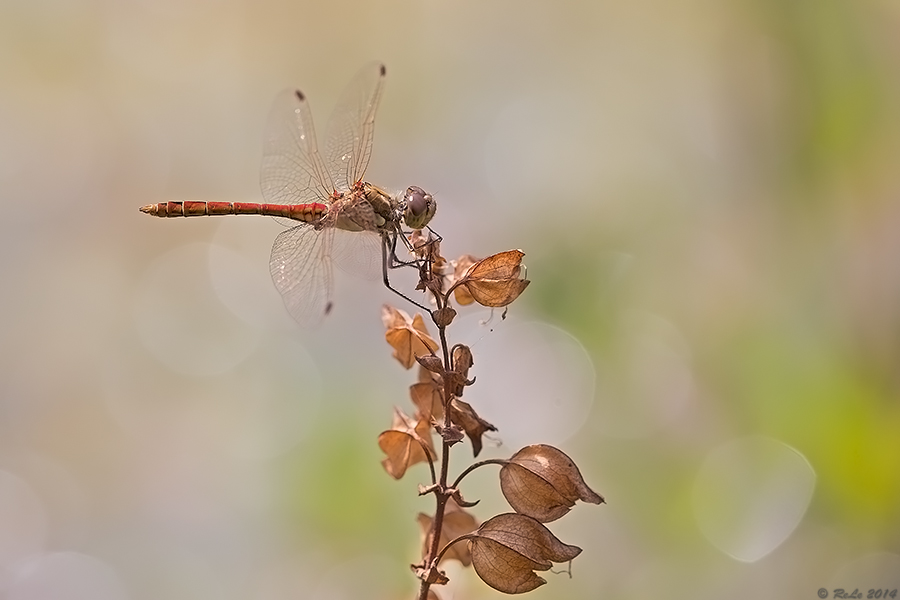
[402,186,436,230]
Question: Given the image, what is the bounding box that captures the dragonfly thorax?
[353,182,435,233]
[360,182,397,229]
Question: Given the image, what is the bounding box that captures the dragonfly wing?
[261,89,336,206]
[269,224,334,327]
[331,229,383,282]
[323,62,386,192]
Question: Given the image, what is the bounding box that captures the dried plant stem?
[380,246,596,597]
[417,318,454,600]
[431,532,473,567]
[417,452,449,600]
[451,458,508,489]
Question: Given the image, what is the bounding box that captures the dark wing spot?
[379,64,386,77]
[325,301,333,315]
[295,90,305,101]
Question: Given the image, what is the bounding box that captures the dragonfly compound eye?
[404,186,436,229]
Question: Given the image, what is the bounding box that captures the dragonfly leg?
[381,233,433,313]
[386,227,442,269]
[385,228,420,269]
[386,229,407,268]
[425,225,443,245]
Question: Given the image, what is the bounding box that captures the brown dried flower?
[378,407,436,479]
[463,513,582,594]
[448,250,530,308]
[500,444,605,522]
[382,305,440,369]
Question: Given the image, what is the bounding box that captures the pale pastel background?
[2,0,899,599]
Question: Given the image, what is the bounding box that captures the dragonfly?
[140,62,437,326]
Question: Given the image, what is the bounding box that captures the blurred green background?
[2,0,899,598]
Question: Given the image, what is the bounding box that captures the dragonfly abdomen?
[140,201,327,223]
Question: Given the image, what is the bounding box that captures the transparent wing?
[331,229,383,282]
[323,62,386,192]
[269,224,334,327]
[260,89,335,206]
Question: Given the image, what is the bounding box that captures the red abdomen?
[140,201,327,223]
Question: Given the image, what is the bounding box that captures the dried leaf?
[449,399,497,457]
[466,513,582,594]
[382,305,440,369]
[450,250,530,308]
[500,444,604,522]
[378,407,436,479]
[417,499,479,567]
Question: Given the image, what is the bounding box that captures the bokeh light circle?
[102,334,321,461]
[209,217,292,331]
[0,471,47,572]
[134,242,260,376]
[693,435,816,562]
[223,336,323,461]
[595,311,695,439]
[7,552,129,600]
[459,318,595,449]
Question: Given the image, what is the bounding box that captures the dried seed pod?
[500,444,604,522]
[449,254,480,305]
[432,306,457,328]
[452,344,474,376]
[464,513,582,594]
[448,250,530,308]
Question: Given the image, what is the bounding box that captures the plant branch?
[417,287,455,600]
[432,532,475,567]
[451,458,507,489]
